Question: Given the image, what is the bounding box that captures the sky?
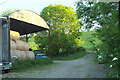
[0,0,79,15]
[1,0,115,31]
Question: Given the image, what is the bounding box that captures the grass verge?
[10,58,53,72]
[53,51,88,61]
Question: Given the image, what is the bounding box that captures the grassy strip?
[10,58,53,72]
[53,51,88,61]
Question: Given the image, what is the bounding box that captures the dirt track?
[1,54,110,78]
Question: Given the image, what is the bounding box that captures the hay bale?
[10,40,17,50]
[25,51,31,59]
[19,51,26,60]
[11,50,16,61]
[30,51,35,59]
[25,51,35,59]
[11,50,16,57]
[31,51,35,58]
[11,50,26,61]
[10,50,20,60]
[10,30,20,40]
[15,40,29,51]
[11,50,34,61]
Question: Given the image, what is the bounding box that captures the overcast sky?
[0,0,79,15]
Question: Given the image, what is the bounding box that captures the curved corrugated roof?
[3,9,49,35]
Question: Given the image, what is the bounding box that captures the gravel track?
[1,54,110,78]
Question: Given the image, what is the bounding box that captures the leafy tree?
[35,4,83,56]
[75,1,119,78]
[40,4,81,33]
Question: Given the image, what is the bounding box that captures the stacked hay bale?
[10,30,35,61]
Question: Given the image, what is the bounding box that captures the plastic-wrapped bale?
[15,40,29,51]
[25,51,35,59]
[10,30,20,40]
[10,40,17,50]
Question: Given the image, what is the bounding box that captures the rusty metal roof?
[3,9,49,35]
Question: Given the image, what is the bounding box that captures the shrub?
[35,30,81,57]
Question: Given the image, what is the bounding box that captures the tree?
[40,4,81,33]
[75,2,119,78]
[35,4,82,56]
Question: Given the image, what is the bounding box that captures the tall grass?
[11,58,53,72]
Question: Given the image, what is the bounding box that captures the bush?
[35,30,81,57]
[76,47,86,52]
[53,51,88,61]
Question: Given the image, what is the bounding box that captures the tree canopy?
[40,4,81,33]
[75,2,119,78]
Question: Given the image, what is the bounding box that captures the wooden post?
[26,34,28,42]
[8,17,11,62]
[49,30,51,59]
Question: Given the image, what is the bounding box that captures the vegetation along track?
[2,54,110,78]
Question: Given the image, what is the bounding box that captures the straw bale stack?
[10,40,17,50]
[10,30,35,61]
[15,40,29,51]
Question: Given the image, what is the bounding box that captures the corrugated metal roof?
[3,9,49,35]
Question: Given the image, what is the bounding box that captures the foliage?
[1,9,16,16]
[75,2,119,78]
[20,35,39,50]
[40,4,81,32]
[28,37,39,50]
[53,51,88,61]
[11,58,53,72]
[20,36,26,42]
[75,38,84,46]
[80,30,101,49]
[35,4,83,56]
[35,29,83,56]
[28,41,39,50]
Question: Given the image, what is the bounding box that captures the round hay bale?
[10,30,20,40]
[19,51,26,60]
[14,50,21,58]
[25,51,35,59]
[15,40,29,51]
[10,50,16,57]
[10,40,17,50]
[29,51,35,59]
[10,50,20,60]
[25,51,31,59]
[31,51,35,59]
